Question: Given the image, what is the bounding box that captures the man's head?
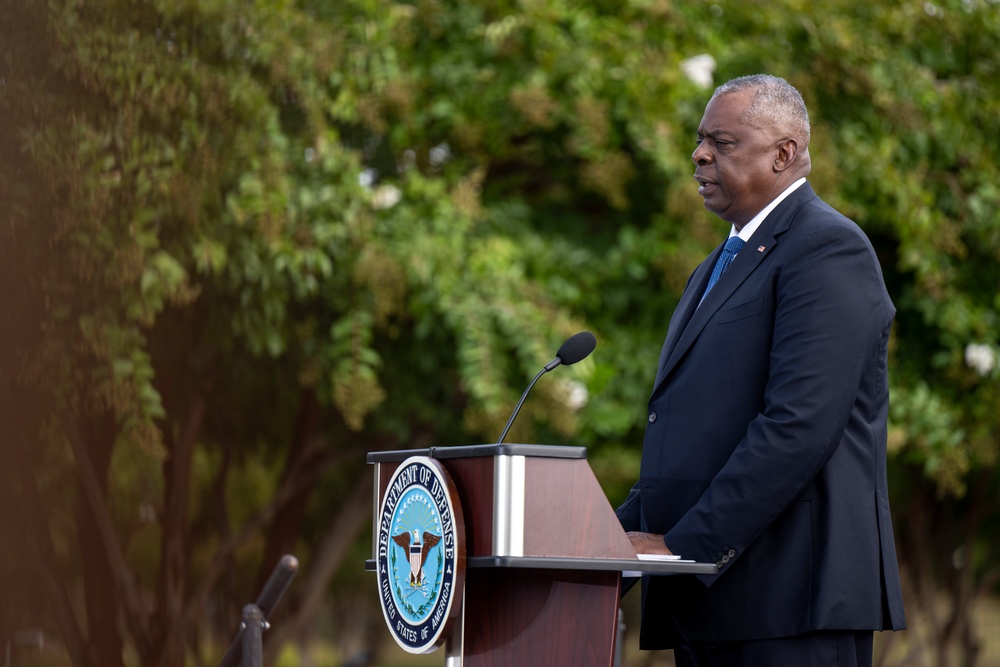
[692,74,812,229]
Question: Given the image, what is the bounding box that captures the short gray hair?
[712,74,810,146]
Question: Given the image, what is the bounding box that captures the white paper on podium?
[622,553,698,578]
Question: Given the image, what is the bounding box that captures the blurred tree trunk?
[155,389,208,667]
[890,468,1000,667]
[72,411,126,667]
[256,388,322,593]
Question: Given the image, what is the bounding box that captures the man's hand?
[627,531,673,555]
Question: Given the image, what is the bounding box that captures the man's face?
[692,90,783,229]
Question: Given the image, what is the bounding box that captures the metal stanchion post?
[241,605,266,667]
[218,554,298,667]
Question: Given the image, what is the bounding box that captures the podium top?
[366,443,587,463]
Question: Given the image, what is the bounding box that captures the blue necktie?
[704,236,745,296]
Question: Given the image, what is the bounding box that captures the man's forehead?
[704,89,750,113]
[699,101,750,134]
[698,118,742,136]
[699,90,769,135]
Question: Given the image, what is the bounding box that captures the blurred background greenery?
[1,0,998,665]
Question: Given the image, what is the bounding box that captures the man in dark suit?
[616,74,906,666]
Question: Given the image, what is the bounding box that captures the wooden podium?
[367,444,716,666]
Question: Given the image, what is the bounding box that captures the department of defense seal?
[375,456,466,653]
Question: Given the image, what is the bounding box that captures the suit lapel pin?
[757,245,766,252]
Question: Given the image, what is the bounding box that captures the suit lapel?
[653,246,720,387]
[652,183,817,394]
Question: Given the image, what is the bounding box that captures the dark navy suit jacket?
[617,183,906,648]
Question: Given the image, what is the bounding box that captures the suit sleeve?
[662,212,892,585]
[616,480,642,532]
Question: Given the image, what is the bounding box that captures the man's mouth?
[695,176,717,196]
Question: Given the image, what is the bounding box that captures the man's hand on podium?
[626,531,673,555]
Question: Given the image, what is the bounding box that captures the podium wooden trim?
[367,444,716,666]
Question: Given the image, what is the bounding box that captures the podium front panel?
[459,568,620,667]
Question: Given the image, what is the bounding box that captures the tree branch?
[261,473,373,661]
[180,443,360,627]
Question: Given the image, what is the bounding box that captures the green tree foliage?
[1,0,998,665]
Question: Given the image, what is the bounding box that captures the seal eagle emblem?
[393,530,442,586]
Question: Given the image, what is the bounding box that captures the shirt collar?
[728,178,806,242]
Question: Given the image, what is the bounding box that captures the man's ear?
[773,138,799,173]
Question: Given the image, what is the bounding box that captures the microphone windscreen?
[556,331,597,366]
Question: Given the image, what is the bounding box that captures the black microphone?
[496,331,597,444]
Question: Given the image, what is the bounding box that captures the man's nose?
[692,143,712,165]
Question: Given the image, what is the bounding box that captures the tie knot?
[724,236,745,254]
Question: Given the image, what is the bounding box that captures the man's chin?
[700,196,725,216]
